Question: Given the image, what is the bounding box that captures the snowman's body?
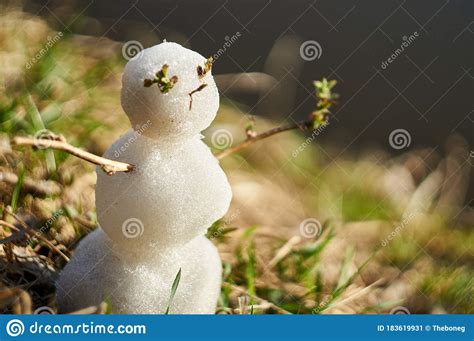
[56,42,232,314]
[96,130,231,250]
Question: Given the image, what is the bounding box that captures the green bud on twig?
[310,78,338,128]
[144,64,178,93]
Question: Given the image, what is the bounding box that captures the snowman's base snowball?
[56,229,222,314]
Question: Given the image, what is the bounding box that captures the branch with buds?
[216,78,338,160]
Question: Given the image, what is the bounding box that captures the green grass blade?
[26,94,56,173]
[245,242,257,300]
[164,268,182,314]
[104,297,113,314]
[10,164,25,212]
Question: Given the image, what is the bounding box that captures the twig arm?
[215,77,338,160]
[215,120,312,160]
[12,136,134,175]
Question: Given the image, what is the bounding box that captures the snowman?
[56,42,232,314]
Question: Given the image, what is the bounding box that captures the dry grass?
[0,6,472,314]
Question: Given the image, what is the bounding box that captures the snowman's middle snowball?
[95,130,232,250]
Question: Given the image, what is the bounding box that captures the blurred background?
[23,0,474,197]
[0,0,473,314]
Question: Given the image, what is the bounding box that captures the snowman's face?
[121,42,219,139]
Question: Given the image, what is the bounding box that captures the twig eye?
[197,57,213,79]
[143,64,178,93]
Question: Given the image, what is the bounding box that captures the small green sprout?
[245,116,257,138]
[311,78,338,129]
[143,64,178,93]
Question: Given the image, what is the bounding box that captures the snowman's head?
[121,42,219,139]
